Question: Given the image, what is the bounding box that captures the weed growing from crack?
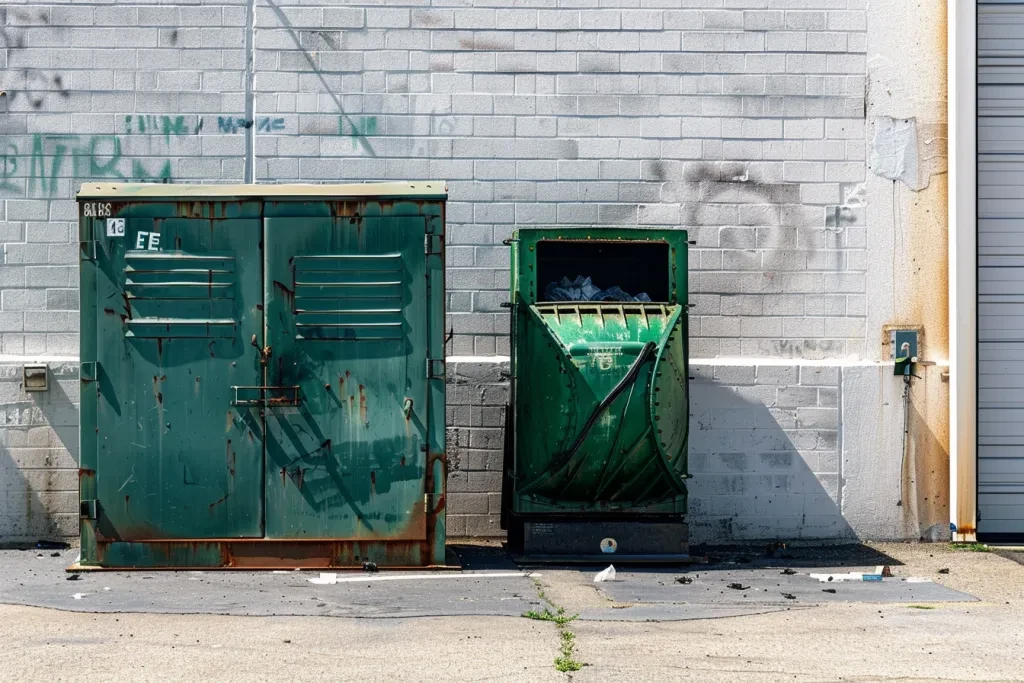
[950,543,989,553]
[523,606,576,627]
[523,578,585,673]
[555,629,584,672]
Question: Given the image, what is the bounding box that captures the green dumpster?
[76,182,447,569]
[503,228,690,561]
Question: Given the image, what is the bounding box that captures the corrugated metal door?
[979,1,1024,539]
[89,204,265,540]
[261,204,431,540]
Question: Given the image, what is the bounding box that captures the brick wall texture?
[0,0,875,542]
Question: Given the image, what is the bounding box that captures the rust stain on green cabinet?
[77,183,447,568]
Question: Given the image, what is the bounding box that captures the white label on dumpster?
[600,538,618,554]
[106,218,125,237]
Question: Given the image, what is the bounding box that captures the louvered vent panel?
[123,251,237,339]
[293,254,405,341]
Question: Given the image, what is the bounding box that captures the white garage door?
[979,0,1024,540]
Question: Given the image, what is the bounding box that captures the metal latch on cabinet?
[426,358,445,380]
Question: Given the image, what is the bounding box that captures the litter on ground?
[810,572,884,583]
[308,573,338,585]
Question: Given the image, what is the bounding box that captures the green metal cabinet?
[76,183,447,568]
[503,228,690,561]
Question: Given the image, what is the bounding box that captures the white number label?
[83,203,112,218]
[135,231,161,251]
[106,218,125,237]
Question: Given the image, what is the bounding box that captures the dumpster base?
[72,539,452,571]
[511,516,689,564]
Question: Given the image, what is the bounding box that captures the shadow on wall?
[687,374,855,544]
[0,364,79,543]
[907,398,949,540]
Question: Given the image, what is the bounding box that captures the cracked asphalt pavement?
[1,541,1022,682]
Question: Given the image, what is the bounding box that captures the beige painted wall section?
[842,0,949,540]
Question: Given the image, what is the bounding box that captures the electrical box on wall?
[22,364,48,392]
[75,182,448,569]
[890,329,919,376]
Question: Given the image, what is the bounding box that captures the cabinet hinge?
[80,499,98,520]
[425,233,443,255]
[80,241,99,262]
[80,362,98,383]
[426,358,445,380]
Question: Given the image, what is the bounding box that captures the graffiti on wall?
[122,115,288,137]
[0,9,70,111]
[1,134,172,197]
[124,115,203,138]
[0,111,385,197]
[216,116,286,134]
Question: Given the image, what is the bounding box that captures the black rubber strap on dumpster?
[529,341,657,487]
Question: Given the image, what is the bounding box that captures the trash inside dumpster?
[76,182,447,569]
[502,229,691,562]
[544,276,653,303]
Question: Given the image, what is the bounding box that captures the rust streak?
[208,493,230,512]
[226,439,235,477]
[358,384,368,424]
[273,280,295,308]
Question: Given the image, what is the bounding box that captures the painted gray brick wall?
[1,0,868,357]
[687,362,845,542]
[0,0,877,542]
[0,363,78,542]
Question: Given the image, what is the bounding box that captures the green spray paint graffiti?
[0,134,172,198]
[339,116,378,150]
[124,115,203,140]
[0,143,18,194]
[0,112,379,197]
